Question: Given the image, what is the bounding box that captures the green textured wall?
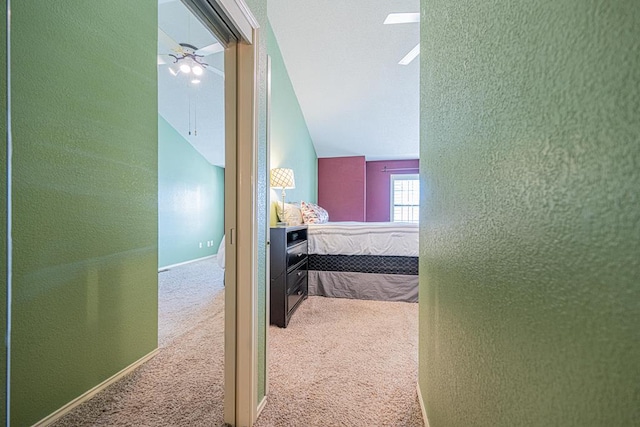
[11,2,157,425]
[244,0,268,405]
[158,115,224,268]
[0,0,6,421]
[267,23,318,207]
[418,1,640,426]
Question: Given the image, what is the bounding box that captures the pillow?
[276,202,303,226]
[300,201,329,224]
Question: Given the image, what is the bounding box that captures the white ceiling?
[267,0,420,161]
[158,0,419,165]
[158,0,225,166]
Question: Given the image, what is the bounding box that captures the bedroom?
[159,0,420,423]
[154,0,420,421]
[155,0,419,330]
[156,0,419,344]
[267,0,419,313]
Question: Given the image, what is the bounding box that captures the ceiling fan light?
[179,63,191,73]
[191,79,201,84]
[192,65,204,76]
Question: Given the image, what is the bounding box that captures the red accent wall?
[318,156,366,221]
[366,159,419,222]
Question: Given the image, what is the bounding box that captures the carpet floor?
[53,260,422,426]
[255,296,423,427]
[158,256,225,347]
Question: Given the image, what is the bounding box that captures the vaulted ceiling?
[267,0,420,161]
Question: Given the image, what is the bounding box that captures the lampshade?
[270,168,295,189]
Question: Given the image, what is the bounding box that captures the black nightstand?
[270,226,308,328]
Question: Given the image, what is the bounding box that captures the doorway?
[180,0,261,425]
[134,0,262,424]
[135,0,262,423]
[157,0,226,350]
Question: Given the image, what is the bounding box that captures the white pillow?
[276,202,303,226]
[300,201,329,224]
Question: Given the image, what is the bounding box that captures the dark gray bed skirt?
[308,270,418,303]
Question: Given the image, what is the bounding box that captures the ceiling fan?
[158,27,225,78]
[384,12,420,65]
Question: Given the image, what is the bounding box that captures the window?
[391,174,419,223]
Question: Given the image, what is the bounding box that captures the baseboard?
[34,348,160,427]
[159,254,217,272]
[416,383,430,427]
[257,395,268,418]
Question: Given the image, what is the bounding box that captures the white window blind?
[391,174,419,223]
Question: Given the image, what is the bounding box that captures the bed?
[306,222,419,302]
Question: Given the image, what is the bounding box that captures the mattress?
[306,222,419,302]
[307,222,418,256]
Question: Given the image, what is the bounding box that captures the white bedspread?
[307,222,418,257]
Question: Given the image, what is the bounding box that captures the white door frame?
[227,27,261,427]
[264,54,272,400]
[183,0,261,425]
[222,5,261,427]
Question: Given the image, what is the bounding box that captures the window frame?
[390,173,420,223]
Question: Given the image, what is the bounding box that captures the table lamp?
[270,168,295,226]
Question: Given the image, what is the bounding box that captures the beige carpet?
[158,256,225,347]
[256,296,423,427]
[53,292,422,426]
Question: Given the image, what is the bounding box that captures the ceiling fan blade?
[158,27,183,54]
[196,42,224,56]
[384,12,420,24]
[205,65,225,78]
[399,43,420,65]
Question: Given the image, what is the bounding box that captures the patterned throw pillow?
[300,201,329,224]
[276,202,303,226]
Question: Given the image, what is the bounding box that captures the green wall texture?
[11,2,158,425]
[158,115,224,268]
[0,0,7,421]
[267,23,318,206]
[419,1,640,426]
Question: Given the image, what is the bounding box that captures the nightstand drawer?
[287,281,306,314]
[286,228,307,246]
[287,262,308,294]
[286,242,307,271]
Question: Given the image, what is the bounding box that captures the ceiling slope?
[268,0,419,160]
